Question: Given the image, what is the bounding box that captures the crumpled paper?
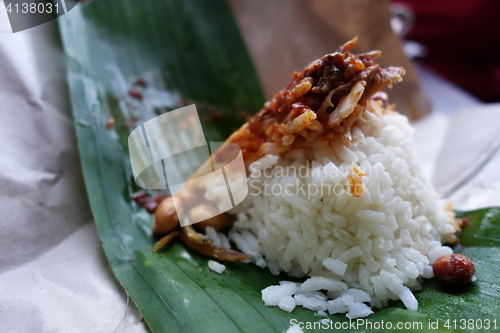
[1,2,499,333]
[412,66,500,211]
[0,10,146,333]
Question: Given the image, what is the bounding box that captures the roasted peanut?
[433,254,475,287]
[175,184,205,207]
[152,197,183,235]
[190,203,227,231]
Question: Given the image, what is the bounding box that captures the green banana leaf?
[58,1,500,332]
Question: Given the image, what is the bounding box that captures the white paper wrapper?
[415,67,500,210]
[0,11,146,333]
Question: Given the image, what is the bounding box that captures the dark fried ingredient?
[152,197,183,235]
[132,191,165,213]
[444,215,472,245]
[150,196,246,261]
[459,217,471,228]
[133,77,147,87]
[144,200,159,214]
[132,191,150,207]
[144,194,167,213]
[225,37,405,169]
[152,223,250,261]
[433,254,475,287]
[180,225,251,261]
[130,114,140,122]
[106,118,115,130]
[153,231,179,252]
[131,190,147,200]
[128,89,143,101]
[190,203,228,231]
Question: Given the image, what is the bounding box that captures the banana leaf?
[58,1,500,332]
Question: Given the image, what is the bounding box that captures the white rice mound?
[224,103,457,318]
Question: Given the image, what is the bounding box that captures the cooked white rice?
[208,260,226,274]
[205,101,456,318]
